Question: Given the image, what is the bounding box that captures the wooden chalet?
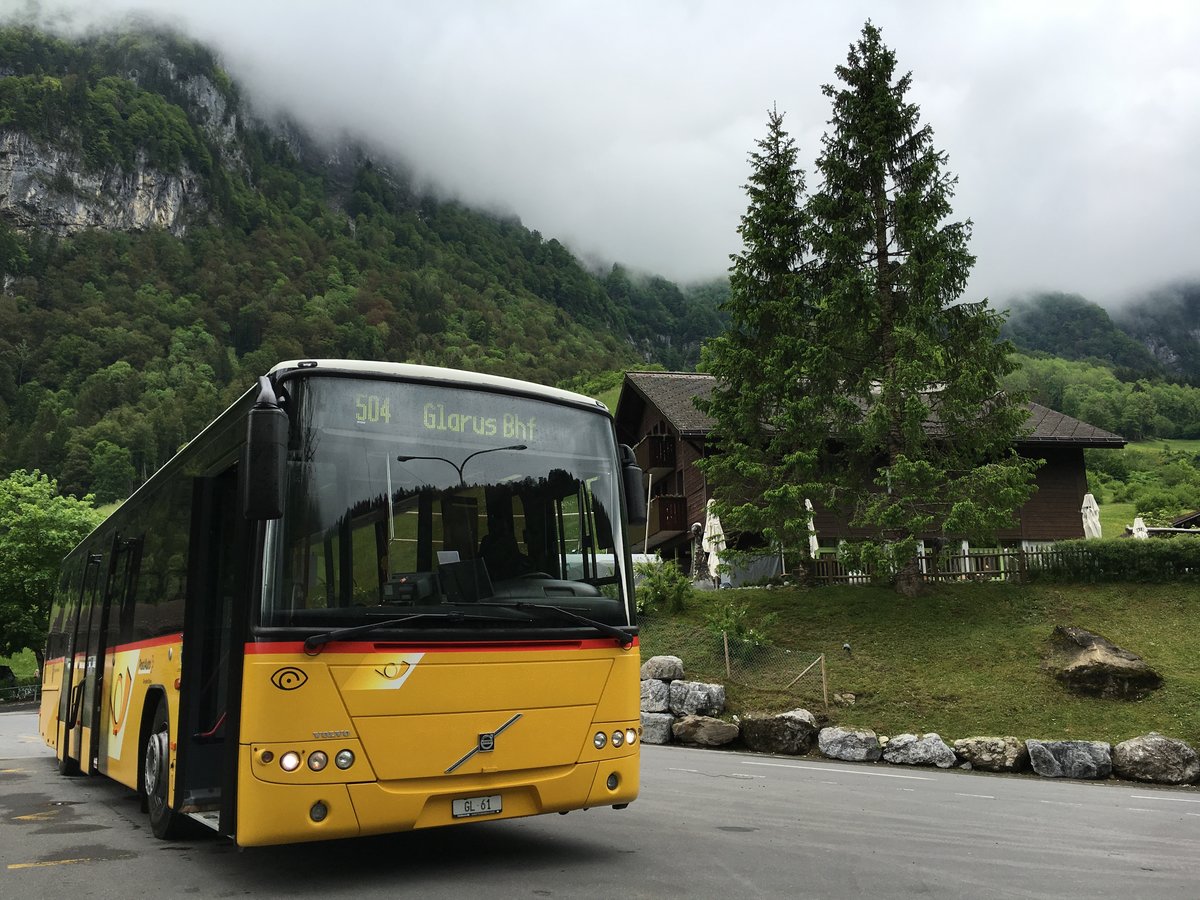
[614,371,1127,562]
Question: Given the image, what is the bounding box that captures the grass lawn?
[1127,438,1200,458]
[641,580,1200,748]
[1099,500,1135,539]
[0,649,38,680]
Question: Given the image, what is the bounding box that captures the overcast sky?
[8,0,1200,307]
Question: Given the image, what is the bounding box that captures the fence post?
[723,630,731,679]
[1018,546,1028,583]
[820,654,828,710]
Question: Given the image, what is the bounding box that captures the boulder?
[672,715,740,747]
[882,733,958,768]
[818,726,883,762]
[1050,626,1162,699]
[640,712,675,745]
[952,737,1030,772]
[669,680,726,717]
[1112,734,1200,785]
[641,655,684,681]
[739,709,819,755]
[640,679,670,713]
[1027,739,1112,779]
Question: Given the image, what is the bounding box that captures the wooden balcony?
[634,434,676,481]
[629,494,688,550]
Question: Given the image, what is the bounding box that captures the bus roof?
[269,360,609,413]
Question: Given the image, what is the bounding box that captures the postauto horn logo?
[271,667,308,691]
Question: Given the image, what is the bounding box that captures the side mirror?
[243,377,288,520]
[620,444,647,526]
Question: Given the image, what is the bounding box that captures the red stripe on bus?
[246,636,639,654]
[103,633,183,654]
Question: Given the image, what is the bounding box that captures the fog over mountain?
[7,0,1200,306]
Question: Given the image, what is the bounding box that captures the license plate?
[452,794,502,818]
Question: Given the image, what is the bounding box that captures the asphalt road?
[3,705,1199,898]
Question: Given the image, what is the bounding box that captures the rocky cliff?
[0,128,207,235]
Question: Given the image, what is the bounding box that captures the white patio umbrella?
[805,498,819,558]
[1081,493,1102,539]
[1131,517,1149,540]
[702,499,726,582]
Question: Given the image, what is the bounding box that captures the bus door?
[58,552,103,774]
[176,466,248,833]
[93,537,141,773]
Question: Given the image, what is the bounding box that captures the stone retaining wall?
[639,655,1200,786]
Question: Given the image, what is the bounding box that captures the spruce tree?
[806,21,1038,582]
[697,107,826,555]
[701,24,1039,588]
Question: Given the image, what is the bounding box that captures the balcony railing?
[629,494,688,551]
[634,434,676,480]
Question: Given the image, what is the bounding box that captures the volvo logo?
[445,714,522,774]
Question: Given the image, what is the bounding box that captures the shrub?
[634,557,693,615]
[702,599,779,658]
[1031,536,1200,583]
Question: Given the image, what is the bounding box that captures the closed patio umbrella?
[805,498,819,558]
[1081,493,1102,539]
[702,499,725,583]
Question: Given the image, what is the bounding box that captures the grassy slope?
[1099,501,1135,538]
[642,581,1200,748]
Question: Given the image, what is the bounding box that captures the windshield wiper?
[303,611,530,654]
[481,602,634,649]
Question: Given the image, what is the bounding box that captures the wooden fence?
[805,545,1098,586]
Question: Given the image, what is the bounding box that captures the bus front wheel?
[144,700,186,840]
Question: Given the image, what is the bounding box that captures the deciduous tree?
[0,470,102,670]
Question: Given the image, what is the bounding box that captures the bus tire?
[144,699,186,840]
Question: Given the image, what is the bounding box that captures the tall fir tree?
[697,107,826,555]
[701,23,1039,588]
[807,21,1038,583]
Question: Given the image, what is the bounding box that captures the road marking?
[1039,799,1083,807]
[1,768,27,774]
[955,792,995,800]
[1130,795,1200,804]
[744,761,934,781]
[13,811,56,821]
[11,858,93,870]
[668,768,700,774]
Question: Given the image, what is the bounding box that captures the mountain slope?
[0,24,722,499]
[1000,292,1162,374]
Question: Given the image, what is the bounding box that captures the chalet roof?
[619,371,1126,448]
[1172,510,1200,529]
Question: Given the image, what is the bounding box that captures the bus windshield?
[262,376,633,632]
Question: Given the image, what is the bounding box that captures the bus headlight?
[335,749,355,770]
[611,730,624,748]
[625,728,637,745]
[308,751,328,771]
[280,751,302,772]
[593,732,607,749]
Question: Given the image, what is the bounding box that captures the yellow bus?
[39,360,646,846]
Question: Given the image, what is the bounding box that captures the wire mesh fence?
[0,683,40,704]
[639,618,827,711]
